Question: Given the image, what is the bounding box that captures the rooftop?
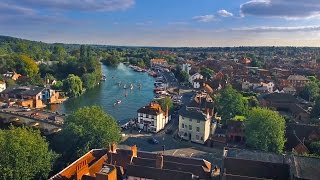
[0,86,45,97]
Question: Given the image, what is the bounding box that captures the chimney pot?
[156,153,163,169]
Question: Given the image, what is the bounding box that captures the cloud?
[230,25,320,32]
[4,0,135,12]
[0,2,34,16]
[192,15,215,22]
[240,0,320,19]
[217,9,233,17]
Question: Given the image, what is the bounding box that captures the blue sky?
[1,0,320,47]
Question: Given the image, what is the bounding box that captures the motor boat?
[114,100,121,106]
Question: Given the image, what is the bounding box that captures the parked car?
[48,115,57,121]
[30,112,39,117]
[147,137,159,144]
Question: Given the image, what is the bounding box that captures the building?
[0,81,6,92]
[137,103,170,133]
[189,72,203,86]
[287,75,310,88]
[178,106,212,144]
[2,71,21,81]
[181,63,191,74]
[150,58,167,67]
[222,148,290,179]
[50,144,215,180]
[0,86,60,108]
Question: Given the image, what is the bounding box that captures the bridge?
[0,107,64,135]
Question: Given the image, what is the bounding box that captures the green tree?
[157,96,173,113]
[200,67,214,80]
[62,74,83,97]
[82,73,97,89]
[5,79,16,87]
[311,97,320,118]
[0,127,56,179]
[299,82,319,101]
[51,80,63,90]
[216,85,248,123]
[51,45,67,61]
[310,141,320,155]
[17,54,39,77]
[245,108,286,153]
[54,106,121,163]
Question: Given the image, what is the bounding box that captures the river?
[49,63,155,123]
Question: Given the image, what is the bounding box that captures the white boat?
[130,84,133,90]
[114,100,121,106]
[123,84,127,89]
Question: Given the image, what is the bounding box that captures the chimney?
[155,153,163,169]
[131,145,137,158]
[109,143,117,153]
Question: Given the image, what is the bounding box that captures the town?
[0,35,320,180]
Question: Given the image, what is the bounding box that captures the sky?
[1,0,320,47]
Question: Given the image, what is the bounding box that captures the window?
[196,127,200,132]
[181,123,184,128]
[201,137,203,140]
[189,125,192,130]
[184,133,188,137]
[196,135,199,140]
[197,119,200,123]
[189,118,192,122]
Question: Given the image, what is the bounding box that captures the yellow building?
[178,106,211,144]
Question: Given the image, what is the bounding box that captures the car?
[30,112,39,117]
[147,137,159,144]
[23,108,31,112]
[48,115,57,121]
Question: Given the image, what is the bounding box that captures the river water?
[49,63,155,123]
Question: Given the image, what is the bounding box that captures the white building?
[181,63,191,75]
[189,73,203,85]
[137,103,170,133]
[0,81,6,92]
[178,106,212,144]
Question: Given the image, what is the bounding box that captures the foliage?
[245,108,286,153]
[0,127,56,180]
[51,45,67,61]
[82,73,97,89]
[157,96,173,113]
[51,80,63,90]
[299,81,319,101]
[62,74,83,97]
[310,141,320,155]
[216,85,248,123]
[5,79,16,87]
[311,96,320,118]
[174,67,189,83]
[233,115,246,121]
[16,54,39,77]
[53,106,121,164]
[200,67,214,79]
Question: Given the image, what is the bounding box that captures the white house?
[137,103,170,133]
[0,81,6,92]
[242,81,274,93]
[178,106,212,144]
[181,63,191,75]
[189,73,203,86]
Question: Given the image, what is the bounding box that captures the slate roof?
[179,106,207,121]
[0,86,45,97]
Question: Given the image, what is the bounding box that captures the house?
[2,71,21,81]
[0,81,6,92]
[221,148,290,180]
[260,93,310,123]
[288,75,310,88]
[193,78,203,89]
[189,72,203,86]
[226,120,245,143]
[181,63,191,74]
[137,103,170,133]
[50,144,215,180]
[150,58,167,67]
[178,106,212,144]
[283,86,297,95]
[0,86,60,108]
[240,57,251,65]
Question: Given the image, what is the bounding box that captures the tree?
[51,45,67,61]
[62,74,83,97]
[299,82,319,101]
[216,85,248,123]
[53,106,121,163]
[245,108,286,153]
[51,80,63,90]
[311,96,320,118]
[178,71,189,83]
[82,73,97,89]
[0,127,56,179]
[5,79,16,87]
[200,67,214,80]
[16,54,39,77]
[157,96,173,113]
